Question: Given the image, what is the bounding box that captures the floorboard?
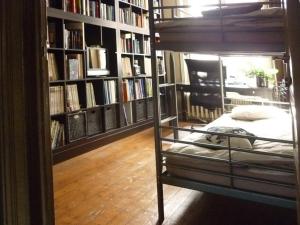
[54,127,297,225]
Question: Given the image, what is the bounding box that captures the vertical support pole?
[219,56,225,113]
[148,0,164,223]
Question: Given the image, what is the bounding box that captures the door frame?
[0,0,55,224]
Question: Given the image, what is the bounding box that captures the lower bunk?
[159,105,296,213]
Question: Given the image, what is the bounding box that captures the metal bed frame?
[148,0,296,224]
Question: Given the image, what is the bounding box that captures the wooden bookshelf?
[47,0,154,162]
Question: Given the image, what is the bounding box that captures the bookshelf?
[47,0,155,162]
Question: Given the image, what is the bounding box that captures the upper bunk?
[151,1,286,55]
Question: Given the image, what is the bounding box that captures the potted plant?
[246,67,278,88]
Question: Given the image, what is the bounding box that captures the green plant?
[246,67,278,81]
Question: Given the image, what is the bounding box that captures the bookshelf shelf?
[47,0,156,161]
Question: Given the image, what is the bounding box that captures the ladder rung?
[161,116,177,124]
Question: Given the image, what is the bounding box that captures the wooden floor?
[54,127,297,225]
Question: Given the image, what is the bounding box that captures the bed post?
[149,0,165,223]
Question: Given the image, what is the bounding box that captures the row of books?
[48,53,60,81]
[65,0,115,20]
[86,83,97,108]
[66,84,81,112]
[50,86,64,115]
[51,120,65,149]
[120,33,132,53]
[103,80,118,105]
[135,79,146,99]
[119,8,147,28]
[144,39,151,55]
[122,79,135,102]
[64,27,83,49]
[133,38,142,54]
[131,0,148,9]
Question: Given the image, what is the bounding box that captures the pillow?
[230,105,285,121]
[196,127,255,150]
[202,3,263,17]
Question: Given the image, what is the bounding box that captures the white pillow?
[230,105,285,121]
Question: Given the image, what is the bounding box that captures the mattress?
[155,8,285,53]
[165,112,296,198]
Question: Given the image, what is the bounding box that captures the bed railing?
[154,1,285,22]
[160,125,295,195]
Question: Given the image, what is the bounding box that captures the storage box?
[136,100,147,121]
[104,106,117,130]
[67,112,86,141]
[87,108,103,135]
[147,99,153,118]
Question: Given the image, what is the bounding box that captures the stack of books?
[120,33,132,53]
[50,120,64,149]
[86,83,97,108]
[48,53,59,81]
[135,79,146,99]
[50,86,64,115]
[145,78,153,97]
[66,54,84,80]
[122,79,135,102]
[103,80,117,105]
[121,57,133,77]
[66,84,81,112]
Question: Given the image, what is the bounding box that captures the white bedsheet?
[168,113,294,168]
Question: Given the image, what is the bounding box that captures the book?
[49,86,64,115]
[64,23,83,49]
[66,54,84,80]
[66,84,81,111]
[145,78,153,97]
[50,120,65,149]
[144,58,152,76]
[48,22,57,48]
[123,102,133,125]
[48,53,59,81]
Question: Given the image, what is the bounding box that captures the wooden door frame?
[0,0,55,225]
[286,0,300,224]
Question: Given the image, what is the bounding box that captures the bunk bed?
[148,1,296,224]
